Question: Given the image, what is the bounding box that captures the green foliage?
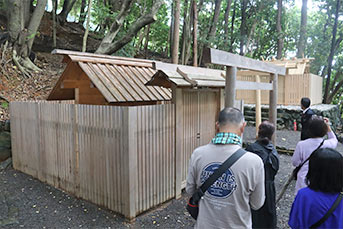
[1,102,8,109]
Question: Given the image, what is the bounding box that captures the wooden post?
[172,87,183,199]
[255,75,261,137]
[269,73,278,144]
[123,107,138,219]
[225,66,237,108]
[220,88,225,110]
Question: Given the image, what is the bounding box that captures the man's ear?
[240,122,247,133]
[215,121,220,133]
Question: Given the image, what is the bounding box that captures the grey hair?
[217,107,244,127]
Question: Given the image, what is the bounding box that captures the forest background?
[0,0,342,112]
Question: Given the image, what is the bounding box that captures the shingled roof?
[48,49,171,103]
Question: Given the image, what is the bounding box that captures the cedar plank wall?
[10,101,175,219]
[236,74,322,105]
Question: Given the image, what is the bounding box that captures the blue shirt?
[289,187,343,229]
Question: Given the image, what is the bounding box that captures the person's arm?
[324,118,338,148]
[186,153,196,195]
[292,143,302,167]
[249,158,265,210]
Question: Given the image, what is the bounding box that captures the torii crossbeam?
[203,48,286,143]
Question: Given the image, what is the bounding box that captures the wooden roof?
[147,62,273,90]
[48,49,171,102]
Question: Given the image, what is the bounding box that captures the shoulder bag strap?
[199,148,246,194]
[299,140,325,169]
[310,192,343,229]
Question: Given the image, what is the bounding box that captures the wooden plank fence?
[236,73,322,105]
[10,101,175,219]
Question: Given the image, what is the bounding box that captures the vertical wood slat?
[10,101,176,219]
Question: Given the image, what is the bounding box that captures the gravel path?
[1,128,342,228]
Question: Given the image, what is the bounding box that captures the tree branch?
[96,0,164,54]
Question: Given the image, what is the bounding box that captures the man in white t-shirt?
[186,107,265,229]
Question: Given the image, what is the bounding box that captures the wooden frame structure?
[48,49,171,105]
[11,50,286,220]
[236,58,322,105]
[203,48,286,139]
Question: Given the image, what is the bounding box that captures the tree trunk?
[323,0,341,103]
[208,0,223,43]
[95,0,134,53]
[172,0,181,64]
[192,0,198,67]
[58,0,77,23]
[82,0,92,52]
[79,0,87,25]
[96,0,163,55]
[7,0,47,77]
[296,0,307,58]
[276,0,284,59]
[181,0,189,65]
[144,24,150,58]
[52,0,57,48]
[223,0,232,49]
[240,0,248,55]
[169,0,175,58]
[230,0,237,52]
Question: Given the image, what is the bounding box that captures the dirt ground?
[1,128,342,228]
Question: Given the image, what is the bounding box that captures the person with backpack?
[246,121,279,228]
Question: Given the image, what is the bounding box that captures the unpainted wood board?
[107,65,143,101]
[145,68,172,99]
[78,62,116,102]
[68,55,153,68]
[52,49,154,64]
[126,66,159,101]
[138,68,168,100]
[91,63,127,103]
[98,64,133,101]
[203,48,286,75]
[115,66,150,101]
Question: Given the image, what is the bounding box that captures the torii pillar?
[203,48,285,144]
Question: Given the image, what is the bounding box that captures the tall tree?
[172,0,181,64]
[208,0,223,43]
[192,0,198,66]
[323,0,342,103]
[240,0,248,55]
[276,0,284,59]
[79,0,87,25]
[7,0,47,77]
[297,0,307,58]
[58,0,77,23]
[95,0,164,55]
[82,0,92,52]
[223,0,232,49]
[229,0,237,52]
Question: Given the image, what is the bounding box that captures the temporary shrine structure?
[236,58,322,105]
[10,49,285,219]
[47,49,171,105]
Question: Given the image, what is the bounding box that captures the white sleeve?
[249,157,265,210]
[186,153,197,195]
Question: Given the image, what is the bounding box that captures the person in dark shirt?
[300,97,315,140]
[246,121,279,229]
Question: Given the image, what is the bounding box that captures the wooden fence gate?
[176,89,220,191]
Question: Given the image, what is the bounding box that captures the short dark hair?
[308,116,328,138]
[218,107,244,127]
[257,121,275,145]
[301,97,311,108]
[306,148,343,193]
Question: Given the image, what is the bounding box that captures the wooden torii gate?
[203,48,286,142]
